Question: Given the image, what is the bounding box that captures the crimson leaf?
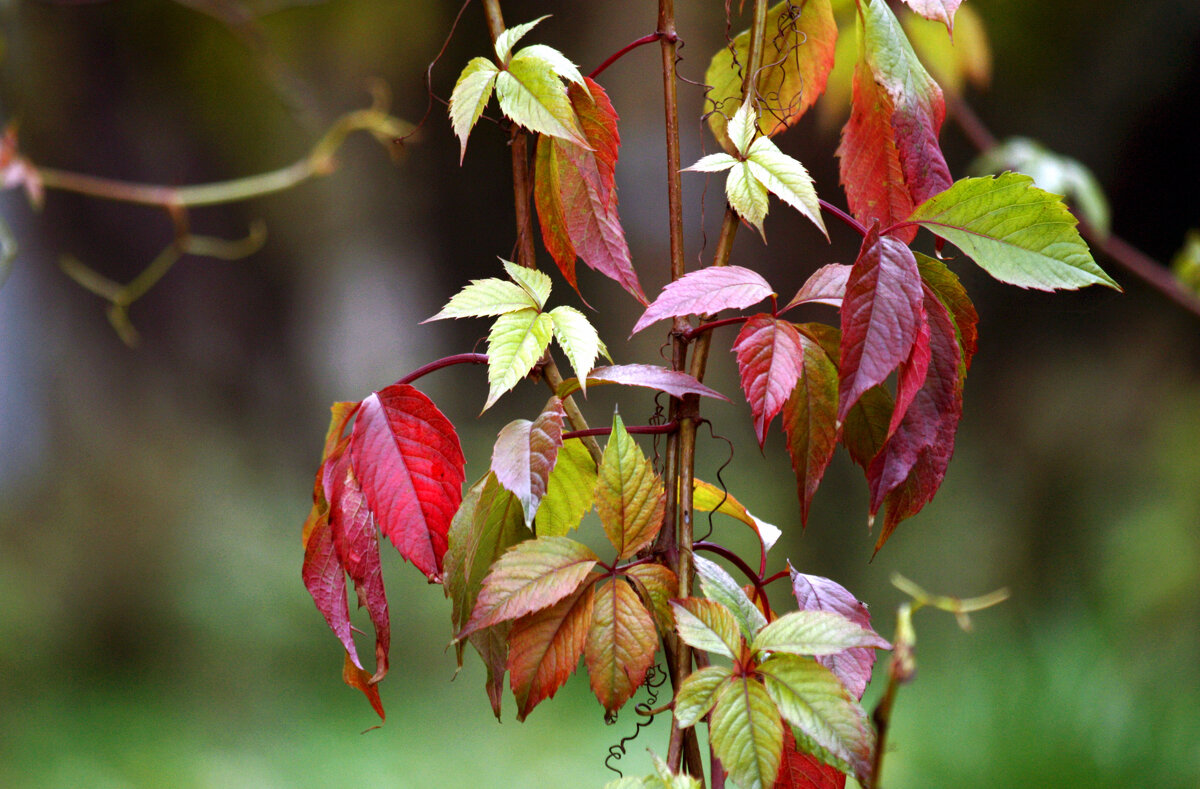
[734,314,807,447]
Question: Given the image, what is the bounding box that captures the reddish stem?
[396,353,488,386]
[693,540,773,620]
[562,421,678,441]
[589,32,675,80]
[819,198,868,238]
[682,315,751,340]
[762,569,791,587]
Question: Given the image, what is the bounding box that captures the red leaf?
[558,364,731,402]
[509,578,596,721]
[867,283,963,549]
[631,265,774,336]
[490,397,566,525]
[775,726,846,789]
[781,331,840,526]
[837,61,916,244]
[585,577,659,713]
[837,227,924,422]
[888,307,931,438]
[342,649,385,723]
[326,450,390,682]
[535,78,647,304]
[782,264,852,313]
[789,568,880,700]
[916,253,978,375]
[734,315,807,447]
[302,496,357,666]
[350,384,465,583]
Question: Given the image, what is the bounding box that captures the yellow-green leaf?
[494,15,549,63]
[690,479,782,553]
[673,665,733,728]
[449,56,500,163]
[503,259,553,308]
[425,276,536,322]
[536,438,597,537]
[710,677,784,789]
[595,412,666,559]
[670,598,743,660]
[496,55,590,149]
[745,137,828,238]
[549,305,603,393]
[726,160,769,240]
[484,308,554,410]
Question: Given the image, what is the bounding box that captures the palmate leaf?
[549,305,606,393]
[734,315,808,447]
[449,56,500,163]
[458,536,599,638]
[585,577,659,713]
[508,577,596,721]
[424,276,537,322]
[631,265,774,336]
[727,160,771,239]
[909,173,1120,291]
[745,137,828,238]
[837,226,925,422]
[443,473,526,717]
[673,664,733,728]
[493,15,548,63]
[484,308,555,410]
[775,726,847,789]
[710,677,785,789]
[705,0,837,146]
[790,568,880,700]
[752,610,889,657]
[781,330,839,526]
[535,438,597,537]
[490,397,565,526]
[496,52,590,149]
[349,384,465,583]
[556,364,731,402]
[596,412,666,559]
[534,79,647,304]
[503,259,552,308]
[902,0,963,33]
[671,598,744,660]
[757,655,875,785]
[694,554,768,638]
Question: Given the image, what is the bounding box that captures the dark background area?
[1,1,1199,786]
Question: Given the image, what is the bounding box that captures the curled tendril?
[603,663,669,777]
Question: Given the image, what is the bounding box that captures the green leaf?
[484,308,555,410]
[514,43,589,94]
[693,554,768,639]
[457,536,599,639]
[502,259,552,308]
[670,598,744,660]
[710,677,784,789]
[424,276,536,321]
[683,152,738,173]
[496,55,590,149]
[726,160,770,239]
[751,610,891,656]
[494,15,548,63]
[596,412,666,559]
[585,577,659,713]
[535,437,597,537]
[705,0,838,147]
[673,665,733,728]
[909,173,1120,291]
[449,56,500,163]
[757,654,875,785]
[549,305,603,393]
[745,137,828,238]
[727,100,758,156]
[970,137,1111,236]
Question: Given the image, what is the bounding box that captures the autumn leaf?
[496,48,590,149]
[758,655,875,785]
[585,577,659,713]
[509,578,596,721]
[837,226,924,422]
[484,308,555,410]
[671,598,744,660]
[631,265,774,336]
[535,437,597,537]
[342,649,385,723]
[691,479,783,554]
[782,264,852,313]
[705,0,838,146]
[781,331,839,526]
[555,364,730,402]
[623,563,678,634]
[734,314,808,447]
[458,536,599,639]
[790,568,881,700]
[908,173,1120,291]
[301,494,356,671]
[775,726,847,789]
[535,79,646,304]
[349,384,465,583]
[596,412,666,559]
[902,0,963,33]
[711,677,785,789]
[916,252,978,376]
[490,397,566,526]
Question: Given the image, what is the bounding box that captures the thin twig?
[589,32,672,80]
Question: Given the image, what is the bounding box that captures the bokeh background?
[2,0,1199,786]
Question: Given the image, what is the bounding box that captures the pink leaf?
[734,315,807,447]
[837,226,924,422]
[490,397,566,526]
[782,264,852,313]
[902,0,963,33]
[559,364,731,402]
[325,450,391,683]
[867,283,963,549]
[350,384,466,583]
[631,265,774,336]
[789,567,880,700]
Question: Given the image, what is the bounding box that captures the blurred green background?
[2,1,1199,786]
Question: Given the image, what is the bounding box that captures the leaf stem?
[589,32,674,80]
[396,353,489,386]
[819,198,868,238]
[693,540,773,620]
[682,315,751,340]
[561,421,678,441]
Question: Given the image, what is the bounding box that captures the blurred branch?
[948,94,1200,321]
